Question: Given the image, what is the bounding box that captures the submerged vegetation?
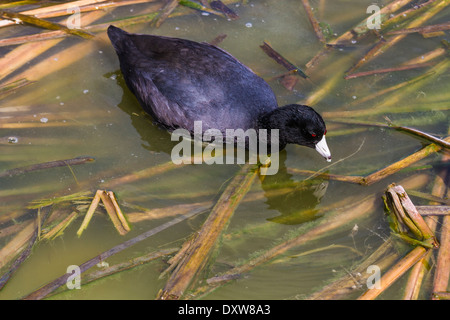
[0,0,448,300]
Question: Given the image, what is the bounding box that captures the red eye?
[324,130,327,135]
[311,133,316,137]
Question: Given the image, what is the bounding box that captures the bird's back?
[107,25,277,134]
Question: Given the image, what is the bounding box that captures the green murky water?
[0,0,448,300]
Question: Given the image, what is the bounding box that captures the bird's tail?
[107,25,132,54]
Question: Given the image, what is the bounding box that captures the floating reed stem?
[100,191,131,236]
[386,21,450,35]
[344,62,434,80]
[0,1,40,10]
[260,41,307,78]
[157,164,258,300]
[431,145,450,299]
[0,78,34,98]
[0,0,157,28]
[381,0,443,32]
[385,117,450,149]
[0,156,94,178]
[301,0,325,43]
[286,168,364,184]
[41,211,78,241]
[210,0,239,20]
[0,9,94,39]
[0,9,105,82]
[151,0,179,28]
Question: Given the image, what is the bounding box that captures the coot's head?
[259,104,331,161]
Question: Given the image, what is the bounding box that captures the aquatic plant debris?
[77,190,130,236]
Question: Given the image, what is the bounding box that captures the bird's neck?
[256,110,288,151]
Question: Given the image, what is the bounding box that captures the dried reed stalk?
[0,0,156,28]
[344,62,434,80]
[402,46,447,65]
[431,143,450,299]
[0,9,94,39]
[0,156,94,178]
[386,21,450,35]
[151,0,179,28]
[41,211,78,240]
[100,191,131,235]
[301,0,325,43]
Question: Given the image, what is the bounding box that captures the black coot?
[107,25,331,161]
